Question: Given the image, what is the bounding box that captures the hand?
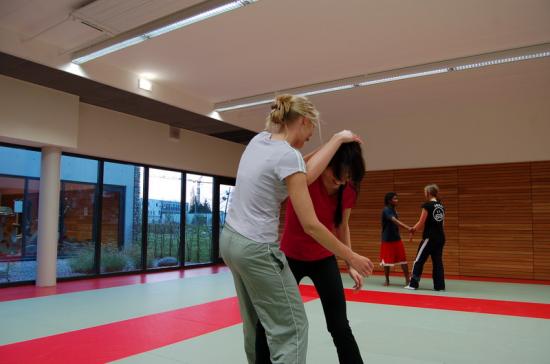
[347,252,374,277]
[334,130,363,144]
[348,267,364,290]
[408,227,416,234]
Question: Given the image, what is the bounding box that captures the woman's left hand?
[334,130,363,144]
[349,267,364,290]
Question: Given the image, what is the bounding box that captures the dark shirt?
[381,206,401,242]
[422,200,446,241]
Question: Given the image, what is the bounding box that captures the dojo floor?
[1,266,549,364]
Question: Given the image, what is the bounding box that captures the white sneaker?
[404,285,417,290]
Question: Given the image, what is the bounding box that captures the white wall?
[222,58,550,171]
[334,58,550,171]
[75,103,244,177]
[0,75,79,148]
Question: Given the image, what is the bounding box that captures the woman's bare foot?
[383,281,390,286]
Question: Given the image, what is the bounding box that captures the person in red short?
[256,141,369,364]
[380,192,411,286]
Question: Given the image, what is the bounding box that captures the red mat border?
[0,287,547,363]
[300,285,550,319]
[2,265,549,303]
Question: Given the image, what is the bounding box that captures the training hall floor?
[1,266,549,364]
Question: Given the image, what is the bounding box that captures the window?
[58,155,99,278]
[219,184,234,234]
[147,168,182,268]
[1,144,230,284]
[100,162,144,273]
[0,145,40,283]
[185,174,213,264]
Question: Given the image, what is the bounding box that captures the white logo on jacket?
[433,203,445,222]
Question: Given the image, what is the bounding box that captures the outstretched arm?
[336,209,363,290]
[305,131,362,185]
[383,208,412,232]
[391,216,412,231]
[286,172,373,276]
[302,145,322,163]
[411,209,428,234]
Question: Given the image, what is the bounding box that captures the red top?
[280,177,357,261]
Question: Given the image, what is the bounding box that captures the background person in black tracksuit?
[406,184,446,291]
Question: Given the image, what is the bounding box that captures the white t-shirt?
[226,131,306,243]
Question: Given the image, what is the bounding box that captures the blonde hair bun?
[265,94,319,131]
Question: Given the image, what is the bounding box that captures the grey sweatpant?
[220,225,308,364]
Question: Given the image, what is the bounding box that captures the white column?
[36,146,61,287]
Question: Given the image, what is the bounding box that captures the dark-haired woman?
[406,184,446,291]
[380,192,411,287]
[256,141,368,364]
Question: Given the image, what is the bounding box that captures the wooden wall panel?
[279,160,549,281]
[458,163,533,278]
[532,161,550,280]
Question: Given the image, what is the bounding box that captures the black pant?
[409,237,445,290]
[255,255,364,364]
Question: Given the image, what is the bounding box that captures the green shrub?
[127,243,143,269]
[101,249,129,273]
[68,244,132,273]
[0,244,9,255]
[68,247,94,274]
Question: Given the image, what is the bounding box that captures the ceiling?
[99,0,550,102]
[1,0,549,147]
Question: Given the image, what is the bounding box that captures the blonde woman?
[221,94,374,364]
[406,184,446,291]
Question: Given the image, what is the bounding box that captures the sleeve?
[275,148,306,181]
[342,184,358,210]
[382,206,395,221]
[421,202,430,209]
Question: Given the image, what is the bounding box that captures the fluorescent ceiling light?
[72,0,258,64]
[144,2,248,38]
[215,49,550,112]
[357,68,449,86]
[216,98,273,112]
[73,36,147,65]
[453,51,550,71]
[215,69,451,112]
[299,84,356,97]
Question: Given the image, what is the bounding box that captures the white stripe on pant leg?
[267,247,302,364]
[412,238,429,272]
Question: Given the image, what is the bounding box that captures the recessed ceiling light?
[138,78,152,91]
